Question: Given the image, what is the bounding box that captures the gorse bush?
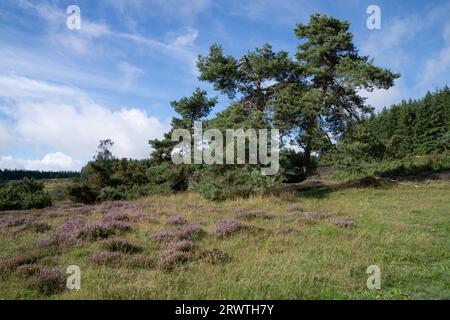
[0,178,52,211]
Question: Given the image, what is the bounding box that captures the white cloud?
[117,62,145,91]
[360,80,412,112]
[108,0,211,20]
[0,75,169,169]
[420,22,450,85]
[360,15,423,69]
[0,152,81,171]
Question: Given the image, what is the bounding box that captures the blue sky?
[0,0,449,171]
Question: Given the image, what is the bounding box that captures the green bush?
[0,178,52,211]
[68,182,99,204]
[192,165,281,201]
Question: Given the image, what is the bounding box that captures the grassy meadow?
[0,178,449,299]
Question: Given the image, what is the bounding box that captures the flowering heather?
[102,210,130,222]
[333,218,357,228]
[101,238,143,254]
[215,219,246,237]
[98,201,152,213]
[157,250,189,272]
[88,251,122,265]
[236,209,272,220]
[68,205,93,215]
[197,249,231,264]
[27,267,65,295]
[167,215,187,226]
[151,230,177,242]
[175,224,206,241]
[78,221,131,240]
[287,203,303,212]
[28,222,52,233]
[0,215,32,228]
[165,240,196,253]
[37,216,86,248]
[0,252,43,275]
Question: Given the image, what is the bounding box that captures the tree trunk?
[303,138,313,176]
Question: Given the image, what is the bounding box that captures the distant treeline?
[0,169,80,182]
[329,87,450,177]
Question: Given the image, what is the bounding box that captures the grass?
[0,179,449,299]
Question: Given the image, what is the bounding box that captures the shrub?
[157,251,189,272]
[0,252,43,275]
[175,225,206,241]
[28,267,66,295]
[102,210,130,222]
[78,221,130,240]
[37,216,86,248]
[167,215,187,226]
[215,219,246,237]
[166,240,196,253]
[0,178,52,211]
[68,182,99,204]
[151,230,177,242]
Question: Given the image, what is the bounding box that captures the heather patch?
[215,219,248,237]
[36,216,86,248]
[197,249,231,264]
[102,210,130,222]
[0,215,32,228]
[88,251,122,265]
[27,267,65,295]
[332,218,357,228]
[165,240,196,253]
[175,224,206,241]
[151,230,177,242]
[68,205,93,215]
[167,215,187,226]
[157,250,190,272]
[78,221,131,240]
[0,252,44,275]
[101,238,143,254]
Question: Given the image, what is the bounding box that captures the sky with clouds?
[0,0,449,171]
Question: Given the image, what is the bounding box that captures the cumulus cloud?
[0,153,81,171]
[360,80,412,112]
[0,75,169,170]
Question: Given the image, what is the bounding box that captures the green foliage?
[192,165,280,201]
[0,178,52,211]
[68,181,99,204]
[330,87,450,179]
